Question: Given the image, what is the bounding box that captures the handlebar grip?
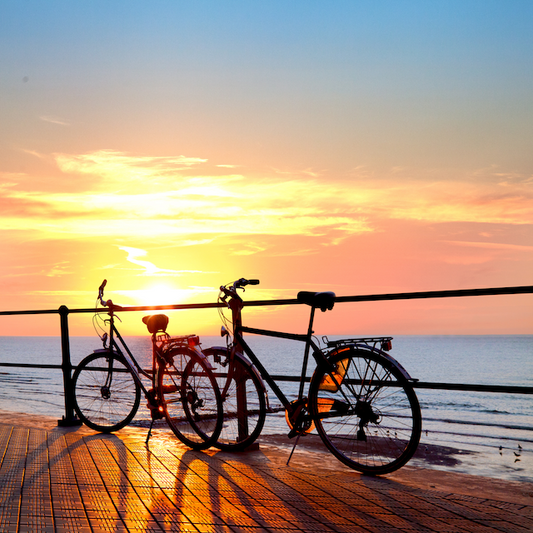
[98,280,108,305]
[237,278,260,287]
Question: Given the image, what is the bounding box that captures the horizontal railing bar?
[0,362,63,370]
[266,375,533,395]
[245,285,533,308]
[1,359,530,395]
[0,309,60,316]
[334,285,533,304]
[1,285,532,316]
[412,381,533,395]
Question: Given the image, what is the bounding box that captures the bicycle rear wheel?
[73,351,141,433]
[205,349,266,451]
[158,348,223,450]
[309,348,421,475]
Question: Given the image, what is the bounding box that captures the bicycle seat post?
[298,305,316,400]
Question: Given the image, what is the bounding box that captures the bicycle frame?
[223,287,331,410]
[220,281,413,418]
[214,279,422,473]
[100,309,153,397]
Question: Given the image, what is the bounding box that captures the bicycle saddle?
[142,314,169,334]
[297,291,336,312]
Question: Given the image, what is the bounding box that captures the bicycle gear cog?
[285,398,315,436]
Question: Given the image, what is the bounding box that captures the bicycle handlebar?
[219,278,260,302]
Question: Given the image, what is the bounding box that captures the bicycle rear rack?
[156,333,201,349]
[323,336,393,351]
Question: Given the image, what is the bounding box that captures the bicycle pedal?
[287,428,301,439]
[160,384,178,394]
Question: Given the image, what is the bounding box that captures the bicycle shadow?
[144,438,354,531]
[0,422,168,531]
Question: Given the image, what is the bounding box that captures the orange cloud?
[1,152,531,254]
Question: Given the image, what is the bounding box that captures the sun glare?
[136,284,187,306]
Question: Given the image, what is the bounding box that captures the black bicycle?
[203,278,422,475]
[72,280,223,449]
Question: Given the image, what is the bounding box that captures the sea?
[0,334,531,482]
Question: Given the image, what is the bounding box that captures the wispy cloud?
[55,150,207,187]
[118,246,203,276]
[40,115,70,126]
[232,244,267,256]
[380,178,533,225]
[442,241,533,252]
[45,261,71,277]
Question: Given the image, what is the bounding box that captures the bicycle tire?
[309,348,421,475]
[205,348,267,451]
[73,351,141,433]
[158,347,223,450]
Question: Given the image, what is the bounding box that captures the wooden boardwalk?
[0,422,531,532]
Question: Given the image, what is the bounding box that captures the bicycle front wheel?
[73,351,141,433]
[159,348,223,450]
[309,348,421,475]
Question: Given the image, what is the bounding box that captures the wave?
[422,415,533,432]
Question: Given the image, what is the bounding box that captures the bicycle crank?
[285,398,315,437]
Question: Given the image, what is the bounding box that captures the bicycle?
[203,278,422,475]
[72,280,223,450]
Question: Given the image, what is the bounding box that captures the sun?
[136,283,188,306]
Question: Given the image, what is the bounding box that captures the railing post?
[57,305,82,427]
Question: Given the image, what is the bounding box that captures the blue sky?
[3,0,532,170]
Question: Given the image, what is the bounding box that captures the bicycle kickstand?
[286,434,301,466]
[146,420,155,445]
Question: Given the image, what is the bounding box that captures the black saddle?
[297,291,336,312]
[142,314,169,334]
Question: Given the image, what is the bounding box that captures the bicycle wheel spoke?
[159,348,223,450]
[310,348,421,475]
[73,352,141,433]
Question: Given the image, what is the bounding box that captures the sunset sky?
[1,1,532,336]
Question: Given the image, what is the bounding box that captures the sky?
[1,1,532,336]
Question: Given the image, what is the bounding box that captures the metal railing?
[0,285,532,426]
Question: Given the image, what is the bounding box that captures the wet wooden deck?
[0,422,531,532]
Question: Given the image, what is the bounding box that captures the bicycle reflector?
[187,335,200,347]
[319,358,350,392]
[381,339,392,351]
